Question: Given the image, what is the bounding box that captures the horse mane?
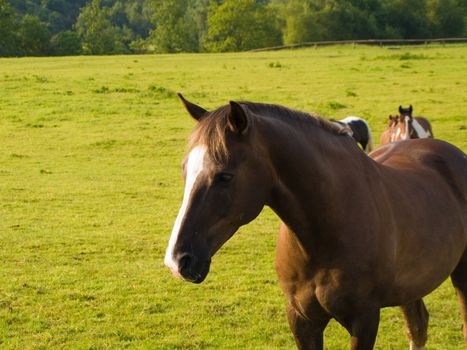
[188,102,350,161]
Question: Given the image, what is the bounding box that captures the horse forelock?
[188,105,232,163]
[188,102,350,162]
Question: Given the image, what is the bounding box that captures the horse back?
[372,138,466,209]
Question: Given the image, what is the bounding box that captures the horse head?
[398,105,413,117]
[388,115,399,127]
[164,94,272,283]
[397,105,416,139]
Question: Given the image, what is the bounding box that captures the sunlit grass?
[0,44,466,349]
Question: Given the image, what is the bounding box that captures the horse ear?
[227,101,248,134]
[177,93,208,121]
[398,106,403,114]
[409,105,413,113]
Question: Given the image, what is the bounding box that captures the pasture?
[0,44,466,349]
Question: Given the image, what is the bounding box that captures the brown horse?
[164,95,467,350]
[380,106,434,145]
[379,115,399,145]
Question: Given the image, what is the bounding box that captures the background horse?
[165,95,467,350]
[331,116,374,153]
[397,105,434,140]
[381,106,434,145]
[379,115,399,144]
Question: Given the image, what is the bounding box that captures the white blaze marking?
[412,118,431,138]
[164,145,206,273]
[402,116,410,140]
[392,127,401,142]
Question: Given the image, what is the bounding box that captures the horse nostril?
[178,253,194,274]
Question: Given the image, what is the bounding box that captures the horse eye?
[215,172,233,183]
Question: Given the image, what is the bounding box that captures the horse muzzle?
[165,252,211,284]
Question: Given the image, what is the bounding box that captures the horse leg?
[451,252,467,345]
[400,299,429,350]
[286,302,330,350]
[343,307,380,350]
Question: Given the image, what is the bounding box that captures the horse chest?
[276,226,380,319]
[278,261,363,320]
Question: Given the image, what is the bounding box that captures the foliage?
[280,0,319,44]
[5,0,152,56]
[18,14,52,56]
[76,0,130,54]
[0,0,466,56]
[50,30,82,56]
[203,0,282,52]
[0,44,466,348]
[427,0,465,37]
[146,0,199,53]
[9,0,89,31]
[379,0,431,38]
[0,0,18,56]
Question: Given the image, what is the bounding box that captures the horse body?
[277,137,465,304]
[165,96,467,349]
[269,121,466,349]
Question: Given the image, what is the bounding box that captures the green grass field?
[0,44,466,349]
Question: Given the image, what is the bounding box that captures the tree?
[146,0,199,53]
[281,0,383,44]
[124,0,153,38]
[378,0,431,38]
[76,0,128,54]
[50,30,82,55]
[281,0,319,44]
[316,0,381,40]
[18,15,52,56]
[427,0,465,37]
[9,0,90,34]
[0,0,19,56]
[203,0,282,52]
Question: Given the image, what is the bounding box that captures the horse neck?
[257,116,374,245]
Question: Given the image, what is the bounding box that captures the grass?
[0,44,466,349]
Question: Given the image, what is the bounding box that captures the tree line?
[1,0,466,57]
